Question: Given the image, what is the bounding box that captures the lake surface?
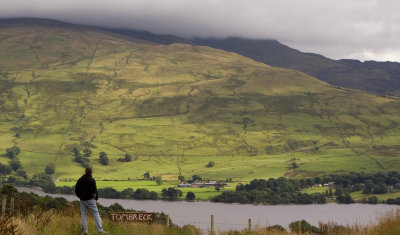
[17,187,399,232]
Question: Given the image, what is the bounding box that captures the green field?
[302,187,400,202]
[55,180,234,200]
[351,190,400,201]
[1,20,400,190]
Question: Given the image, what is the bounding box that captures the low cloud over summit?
[1,0,400,62]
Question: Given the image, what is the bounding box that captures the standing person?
[75,167,107,234]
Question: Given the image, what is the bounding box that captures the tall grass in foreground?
[3,206,400,234]
[4,204,200,235]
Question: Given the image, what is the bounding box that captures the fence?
[168,214,254,234]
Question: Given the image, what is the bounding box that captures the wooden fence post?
[299,220,302,233]
[1,196,6,215]
[210,215,214,234]
[248,218,252,231]
[166,215,170,227]
[10,197,14,214]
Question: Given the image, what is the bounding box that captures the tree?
[133,188,150,199]
[6,146,20,158]
[363,180,374,194]
[305,178,313,186]
[335,185,344,196]
[30,173,57,193]
[373,183,388,194]
[328,188,333,197]
[178,175,185,182]
[0,184,18,198]
[289,220,320,234]
[368,196,379,204]
[16,169,27,180]
[72,146,80,157]
[124,153,132,162]
[337,193,354,204]
[186,191,196,200]
[192,174,202,182]
[121,188,135,198]
[143,171,150,179]
[149,191,159,200]
[74,155,90,168]
[206,161,215,168]
[45,163,56,175]
[99,152,109,165]
[0,163,12,175]
[83,148,92,157]
[156,176,163,185]
[292,162,298,169]
[161,187,183,199]
[10,158,22,171]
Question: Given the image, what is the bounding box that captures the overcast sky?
[1,0,400,62]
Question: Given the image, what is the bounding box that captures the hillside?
[193,37,400,96]
[1,19,400,182]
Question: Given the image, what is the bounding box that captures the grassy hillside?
[1,19,400,184]
[193,37,400,96]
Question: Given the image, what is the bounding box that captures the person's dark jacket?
[75,174,98,201]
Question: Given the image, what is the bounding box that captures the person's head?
[85,167,92,175]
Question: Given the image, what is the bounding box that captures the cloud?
[1,0,400,62]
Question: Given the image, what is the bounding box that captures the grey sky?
[1,0,400,62]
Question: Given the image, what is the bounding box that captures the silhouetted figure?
[75,167,107,234]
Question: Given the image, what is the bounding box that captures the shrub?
[289,220,320,234]
[124,153,132,162]
[99,152,109,165]
[83,148,92,157]
[206,161,215,168]
[156,176,163,185]
[266,225,286,232]
[186,192,196,200]
[45,163,56,175]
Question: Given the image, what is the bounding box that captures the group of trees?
[0,163,12,175]
[73,147,91,168]
[6,146,22,172]
[72,147,135,167]
[323,172,400,204]
[41,184,192,201]
[72,147,109,166]
[212,172,400,205]
[383,197,400,205]
[213,178,327,204]
[96,187,159,200]
[213,190,327,204]
[161,187,183,199]
[3,146,28,182]
[118,153,132,162]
